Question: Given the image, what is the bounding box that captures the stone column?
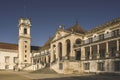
[81,47,85,60]
[106,42,109,58]
[70,38,74,60]
[106,42,108,53]
[116,40,120,57]
[65,42,68,60]
[56,43,59,60]
[62,42,66,59]
[97,44,100,59]
[46,55,49,63]
[39,57,41,63]
[90,46,92,59]
[117,40,119,51]
[71,50,75,60]
[62,41,67,59]
[50,45,53,63]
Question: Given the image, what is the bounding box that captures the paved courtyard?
[0,71,31,80]
[0,71,120,80]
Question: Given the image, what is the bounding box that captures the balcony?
[106,51,120,58]
[73,44,81,48]
[81,34,120,46]
[115,51,120,58]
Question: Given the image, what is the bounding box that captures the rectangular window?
[108,40,117,57]
[5,56,9,63]
[112,29,119,37]
[85,47,90,60]
[84,63,90,70]
[114,61,120,71]
[84,39,89,44]
[99,49,105,59]
[97,62,104,71]
[91,45,97,59]
[99,34,104,41]
[85,52,90,60]
[93,36,99,42]
[99,43,106,59]
[104,32,111,39]
[24,28,27,34]
[88,38,92,43]
[13,57,18,63]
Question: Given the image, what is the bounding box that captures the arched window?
[24,28,27,34]
[75,38,81,44]
[66,39,71,59]
[53,45,56,54]
[53,45,56,61]
[58,42,62,60]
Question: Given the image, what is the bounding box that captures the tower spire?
[23,0,27,17]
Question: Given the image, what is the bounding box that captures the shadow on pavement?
[33,74,120,80]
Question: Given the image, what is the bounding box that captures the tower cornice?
[18,23,31,27]
[18,36,31,40]
[18,18,31,27]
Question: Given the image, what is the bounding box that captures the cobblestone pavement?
[0,71,31,80]
[23,73,120,80]
[0,71,120,80]
[33,74,120,80]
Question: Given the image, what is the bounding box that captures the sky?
[0,0,120,46]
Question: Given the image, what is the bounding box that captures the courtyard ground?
[0,71,120,80]
[0,71,31,80]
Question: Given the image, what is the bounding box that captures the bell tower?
[18,18,31,69]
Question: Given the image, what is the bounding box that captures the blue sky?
[0,0,120,46]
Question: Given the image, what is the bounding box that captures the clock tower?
[18,18,31,69]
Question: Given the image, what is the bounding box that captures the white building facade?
[0,43,18,70]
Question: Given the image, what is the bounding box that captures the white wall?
[0,49,18,70]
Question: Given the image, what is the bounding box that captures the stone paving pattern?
[0,71,120,80]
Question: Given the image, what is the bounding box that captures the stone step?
[31,67,57,74]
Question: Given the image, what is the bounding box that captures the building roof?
[0,42,40,51]
[39,37,53,51]
[31,46,40,51]
[86,17,120,34]
[66,23,86,34]
[31,46,40,53]
[0,42,18,50]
